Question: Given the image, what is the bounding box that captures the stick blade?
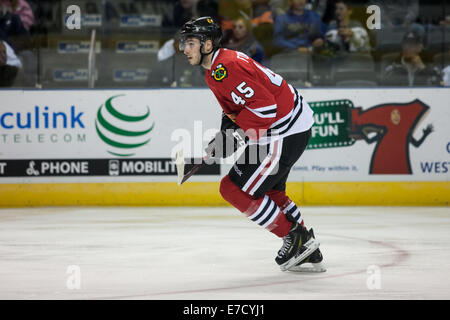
[175,149,185,186]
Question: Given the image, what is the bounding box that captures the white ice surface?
[0,206,449,300]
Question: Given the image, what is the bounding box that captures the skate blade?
[288,262,327,273]
[280,238,320,272]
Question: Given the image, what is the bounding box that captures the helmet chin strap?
[197,42,214,66]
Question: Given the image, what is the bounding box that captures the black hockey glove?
[206,113,248,159]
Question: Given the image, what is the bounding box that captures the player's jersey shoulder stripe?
[252,105,278,112]
[212,49,238,66]
[210,49,242,77]
[245,104,277,118]
[211,49,221,66]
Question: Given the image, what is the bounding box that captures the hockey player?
[179,17,324,272]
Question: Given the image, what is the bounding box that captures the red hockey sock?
[220,175,292,237]
[266,189,305,226]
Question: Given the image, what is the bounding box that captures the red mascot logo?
[349,99,433,174]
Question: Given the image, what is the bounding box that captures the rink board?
[0,181,448,207]
[0,88,449,206]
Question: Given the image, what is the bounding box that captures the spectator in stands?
[219,0,275,52]
[442,64,450,86]
[443,65,450,86]
[325,0,370,54]
[219,0,252,31]
[251,0,274,26]
[309,0,337,25]
[251,0,277,58]
[270,0,288,18]
[1,0,34,31]
[368,0,424,38]
[272,0,324,53]
[0,39,21,86]
[0,2,30,52]
[219,0,274,30]
[271,0,335,23]
[381,29,441,87]
[369,0,418,28]
[151,44,207,88]
[163,0,199,28]
[158,35,180,62]
[440,48,450,86]
[224,17,266,64]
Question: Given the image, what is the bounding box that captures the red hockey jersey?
[205,48,314,143]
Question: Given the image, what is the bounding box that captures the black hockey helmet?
[179,16,222,52]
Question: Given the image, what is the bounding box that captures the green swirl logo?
[95,95,154,157]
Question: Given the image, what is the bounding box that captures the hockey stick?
[175,144,214,186]
[175,124,247,186]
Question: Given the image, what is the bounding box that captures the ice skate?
[288,248,326,273]
[275,223,320,272]
[288,229,326,273]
